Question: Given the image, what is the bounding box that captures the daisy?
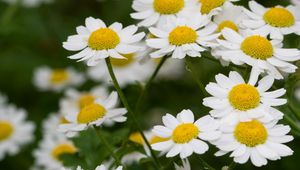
[203,71,287,124]
[211,2,246,66]
[75,165,122,170]
[215,28,300,79]
[87,50,153,87]
[197,0,240,17]
[130,0,198,27]
[33,66,85,92]
[174,159,191,170]
[59,86,109,118]
[146,15,219,59]
[33,135,77,170]
[63,17,145,66]
[214,119,294,167]
[58,92,127,137]
[242,1,300,39]
[151,109,220,159]
[0,105,35,160]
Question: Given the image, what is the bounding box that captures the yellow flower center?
[129,132,144,145]
[50,69,69,85]
[77,103,106,124]
[78,94,95,109]
[199,0,225,14]
[153,0,184,15]
[110,53,135,67]
[52,143,77,160]
[88,28,120,50]
[234,120,268,147]
[172,123,199,144]
[241,35,273,60]
[169,26,198,46]
[150,135,170,144]
[228,84,260,111]
[0,121,14,141]
[263,8,295,27]
[217,20,239,33]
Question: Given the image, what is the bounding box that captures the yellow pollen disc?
[234,120,268,147]
[199,0,225,14]
[0,121,14,141]
[129,132,144,145]
[169,26,197,46]
[110,53,135,67]
[228,84,260,111]
[263,8,295,27]
[217,20,239,33]
[172,123,199,144]
[52,143,77,160]
[78,94,95,109]
[77,103,106,124]
[150,135,170,144]
[153,0,184,15]
[88,28,120,50]
[50,69,69,85]
[60,116,70,124]
[241,35,273,60]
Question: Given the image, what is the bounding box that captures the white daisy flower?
[151,109,220,159]
[87,51,153,87]
[147,15,219,59]
[33,135,77,170]
[58,92,127,137]
[63,17,145,66]
[211,2,246,66]
[214,119,294,167]
[197,0,240,17]
[130,0,198,27]
[242,1,300,39]
[0,105,35,160]
[59,86,109,118]
[1,0,53,7]
[75,165,122,170]
[174,159,191,170]
[33,66,85,92]
[215,28,300,79]
[203,71,287,124]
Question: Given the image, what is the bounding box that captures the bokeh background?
[0,0,300,169]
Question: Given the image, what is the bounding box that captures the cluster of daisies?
[0,93,35,161]
[59,0,300,168]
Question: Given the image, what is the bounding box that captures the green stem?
[105,58,162,169]
[134,56,168,114]
[288,101,300,121]
[199,156,215,170]
[283,114,300,132]
[93,126,125,169]
[185,57,208,97]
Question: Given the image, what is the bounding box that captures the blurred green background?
[0,0,300,169]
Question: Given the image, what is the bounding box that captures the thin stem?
[93,126,125,169]
[185,57,208,97]
[105,58,162,169]
[288,101,300,121]
[199,156,215,170]
[283,114,300,132]
[134,56,168,114]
